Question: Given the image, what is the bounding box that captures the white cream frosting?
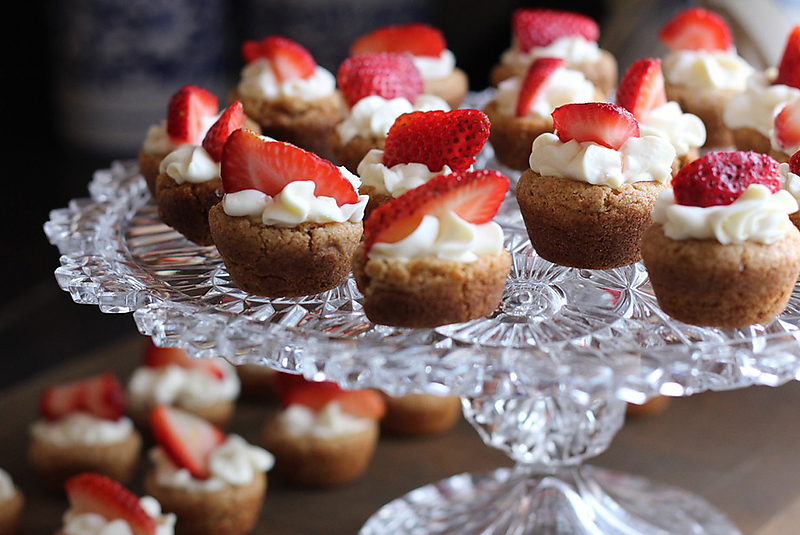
[280,401,374,439]
[142,114,221,155]
[639,101,707,156]
[780,162,800,202]
[493,66,596,119]
[723,69,800,137]
[369,212,505,262]
[771,97,800,155]
[128,361,240,411]
[357,148,455,197]
[412,49,456,80]
[529,133,675,188]
[335,94,450,144]
[663,49,754,91]
[30,414,134,446]
[150,434,274,492]
[652,184,798,244]
[62,496,175,535]
[159,144,220,184]
[501,36,601,71]
[0,469,14,502]
[237,59,336,101]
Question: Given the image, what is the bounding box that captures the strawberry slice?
[364,169,508,252]
[336,52,423,108]
[790,150,800,175]
[150,405,225,480]
[774,98,800,153]
[350,23,446,57]
[220,129,358,205]
[65,473,156,535]
[241,35,316,81]
[40,373,126,421]
[202,101,246,162]
[516,57,564,118]
[143,339,225,381]
[775,25,800,89]
[616,58,667,121]
[672,151,780,207]
[382,109,491,172]
[659,7,732,52]
[512,8,599,52]
[551,102,640,150]
[166,85,219,144]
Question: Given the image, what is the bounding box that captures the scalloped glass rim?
[44,128,800,402]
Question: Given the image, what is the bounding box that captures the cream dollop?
[723,69,800,137]
[336,94,450,144]
[663,49,754,91]
[369,212,505,262]
[493,66,597,119]
[771,98,800,155]
[280,402,374,439]
[639,101,707,156]
[238,59,336,101]
[652,185,798,244]
[0,469,14,502]
[127,362,240,411]
[159,144,220,184]
[780,162,800,202]
[30,414,134,446]
[142,114,220,155]
[529,133,675,188]
[500,36,601,71]
[357,148,454,197]
[150,434,274,492]
[412,49,457,80]
[63,496,176,535]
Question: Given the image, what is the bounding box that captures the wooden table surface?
[2,333,799,535]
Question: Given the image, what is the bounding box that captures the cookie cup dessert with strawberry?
[380,393,462,436]
[231,35,343,159]
[209,129,367,297]
[617,58,706,174]
[0,469,23,535]
[56,473,176,535]
[331,52,450,173]
[353,169,511,328]
[357,109,490,218]
[486,57,601,170]
[491,8,617,97]
[643,151,800,328]
[263,373,383,487]
[29,374,141,491]
[517,102,675,269]
[778,152,800,229]
[145,406,273,535]
[127,340,240,431]
[659,8,755,148]
[350,23,469,108]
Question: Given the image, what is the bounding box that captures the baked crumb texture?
[484,100,553,171]
[642,223,800,328]
[380,393,462,436]
[358,185,394,221]
[329,129,386,175]
[209,204,362,298]
[731,126,773,154]
[352,246,511,328]
[516,169,667,269]
[423,67,470,109]
[665,81,738,148]
[139,149,167,199]
[156,174,223,247]
[0,488,23,535]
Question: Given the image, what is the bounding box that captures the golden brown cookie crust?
[155,174,222,247]
[236,364,277,401]
[330,129,386,174]
[358,184,394,221]
[231,89,344,159]
[484,100,552,171]
[352,247,511,328]
[641,223,800,328]
[144,471,266,535]
[665,81,738,148]
[129,399,236,433]
[516,169,668,269]
[263,415,378,487]
[28,430,142,492]
[139,149,167,199]
[380,393,462,436]
[423,67,469,109]
[209,204,362,297]
[731,126,773,154]
[0,488,23,535]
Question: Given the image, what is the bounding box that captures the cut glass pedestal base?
[359,465,741,535]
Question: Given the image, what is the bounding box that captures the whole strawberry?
[512,8,599,52]
[382,109,491,172]
[672,151,780,207]
[336,53,423,108]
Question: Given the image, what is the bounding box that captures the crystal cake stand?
[46,147,800,534]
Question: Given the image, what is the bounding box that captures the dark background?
[6,0,610,387]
